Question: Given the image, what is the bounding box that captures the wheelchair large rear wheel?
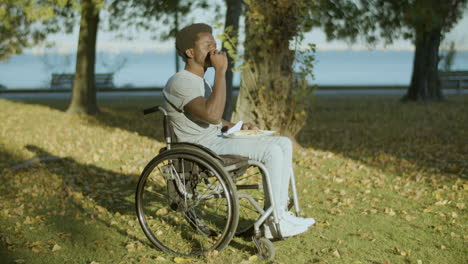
[136,149,239,256]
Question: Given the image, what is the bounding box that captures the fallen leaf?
[52,244,61,251]
[434,200,448,206]
[423,207,432,213]
[95,205,106,213]
[156,256,166,262]
[24,216,34,225]
[31,246,41,253]
[332,249,341,258]
[156,208,168,216]
[393,247,411,256]
[174,257,191,263]
[248,255,258,262]
[384,208,396,216]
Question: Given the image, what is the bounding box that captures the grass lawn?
[0,95,466,264]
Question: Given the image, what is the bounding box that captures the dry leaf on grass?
[52,244,61,251]
[173,257,192,263]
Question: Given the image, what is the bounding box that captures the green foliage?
[0,0,76,61]
[217,24,243,72]
[107,0,211,41]
[1,0,204,61]
[308,0,467,45]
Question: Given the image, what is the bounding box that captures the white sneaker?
[263,218,308,239]
[281,211,315,227]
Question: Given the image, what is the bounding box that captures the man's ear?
[185,48,194,59]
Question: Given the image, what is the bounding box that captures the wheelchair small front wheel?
[254,237,275,261]
[135,149,239,257]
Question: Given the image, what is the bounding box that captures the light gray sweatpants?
[198,135,293,212]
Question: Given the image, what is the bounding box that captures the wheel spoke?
[136,153,237,256]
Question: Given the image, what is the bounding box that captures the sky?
[25,3,468,56]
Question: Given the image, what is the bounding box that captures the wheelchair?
[135,105,302,260]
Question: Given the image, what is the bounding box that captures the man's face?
[192,32,217,68]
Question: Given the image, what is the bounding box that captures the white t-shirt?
[162,69,222,143]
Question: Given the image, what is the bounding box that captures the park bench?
[439,71,468,93]
[50,73,115,90]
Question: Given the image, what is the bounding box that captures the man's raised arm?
[184,50,228,124]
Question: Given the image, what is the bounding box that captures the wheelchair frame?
[135,105,301,260]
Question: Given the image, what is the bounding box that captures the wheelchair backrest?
[160,106,179,146]
[143,105,177,148]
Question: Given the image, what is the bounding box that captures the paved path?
[0,89,466,100]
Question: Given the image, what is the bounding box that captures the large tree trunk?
[402,28,443,101]
[222,0,243,121]
[67,0,100,115]
[232,0,309,138]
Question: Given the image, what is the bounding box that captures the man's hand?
[209,50,227,72]
[242,122,259,130]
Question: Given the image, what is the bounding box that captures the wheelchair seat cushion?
[219,154,249,166]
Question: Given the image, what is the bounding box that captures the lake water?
[1,50,467,89]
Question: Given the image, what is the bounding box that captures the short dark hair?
[176,23,213,61]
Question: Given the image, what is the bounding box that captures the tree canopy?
[309,0,467,46]
[0,0,74,61]
[309,0,467,101]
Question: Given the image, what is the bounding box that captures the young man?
[163,23,314,239]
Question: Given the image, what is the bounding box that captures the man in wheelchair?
[162,23,315,239]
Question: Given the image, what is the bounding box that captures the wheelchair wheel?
[136,148,239,256]
[255,237,275,261]
[235,165,265,236]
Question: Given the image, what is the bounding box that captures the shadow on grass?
[3,96,167,142]
[0,149,27,263]
[94,108,166,142]
[296,96,467,179]
[25,145,136,215]
[20,145,250,254]
[22,145,155,248]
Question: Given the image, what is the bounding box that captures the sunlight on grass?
[0,96,466,264]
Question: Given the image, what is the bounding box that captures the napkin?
[225,121,243,135]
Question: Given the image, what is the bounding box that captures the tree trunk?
[222,0,243,121]
[402,27,443,101]
[231,15,253,123]
[232,0,309,138]
[67,0,100,115]
[174,0,180,73]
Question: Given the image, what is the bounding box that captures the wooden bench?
[439,71,468,92]
[50,73,115,90]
